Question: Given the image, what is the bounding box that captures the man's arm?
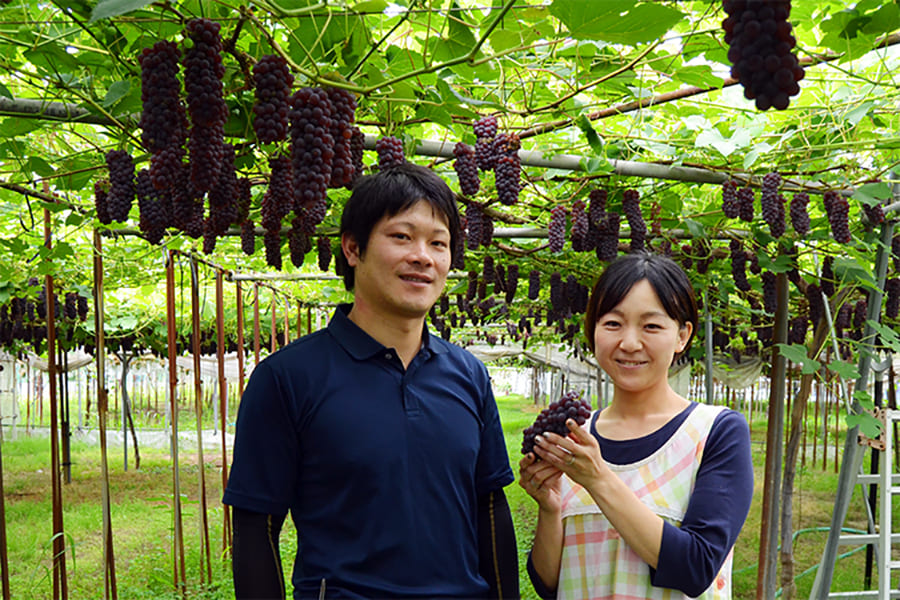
[477,488,519,600]
[232,507,287,600]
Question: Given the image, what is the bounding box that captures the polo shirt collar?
[328,303,448,360]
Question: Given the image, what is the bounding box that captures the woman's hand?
[518,452,563,514]
[532,418,605,490]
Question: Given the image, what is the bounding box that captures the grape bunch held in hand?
[521,391,592,455]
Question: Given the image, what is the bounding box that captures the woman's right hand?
[518,451,563,514]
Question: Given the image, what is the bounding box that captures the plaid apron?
[556,403,733,600]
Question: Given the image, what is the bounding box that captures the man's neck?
[346,302,425,368]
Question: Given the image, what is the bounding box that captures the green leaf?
[776,343,820,374]
[828,359,860,380]
[846,412,882,438]
[102,80,132,108]
[671,65,723,89]
[90,0,153,22]
[867,321,900,353]
[0,83,12,100]
[550,0,683,44]
[851,181,892,206]
[577,113,603,154]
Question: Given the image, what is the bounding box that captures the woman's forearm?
[530,506,565,591]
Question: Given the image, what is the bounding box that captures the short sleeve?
[222,361,301,516]
[474,364,515,495]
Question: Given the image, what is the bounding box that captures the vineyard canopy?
[0,0,899,355]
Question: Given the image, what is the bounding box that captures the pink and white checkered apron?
[556,403,733,599]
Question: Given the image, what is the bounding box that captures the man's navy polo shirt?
[224,304,514,599]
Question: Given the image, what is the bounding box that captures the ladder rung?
[838,532,900,545]
[856,474,900,486]
[890,560,900,570]
[892,486,900,495]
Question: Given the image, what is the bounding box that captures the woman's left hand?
[532,418,605,487]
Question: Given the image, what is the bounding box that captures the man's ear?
[341,232,361,267]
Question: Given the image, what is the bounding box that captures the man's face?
[343,200,452,320]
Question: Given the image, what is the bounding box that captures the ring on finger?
[566,454,575,466]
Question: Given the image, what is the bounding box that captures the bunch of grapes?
[885,278,900,319]
[264,230,282,269]
[495,154,522,205]
[722,0,804,110]
[622,189,646,252]
[820,256,835,297]
[207,144,240,236]
[730,239,751,292]
[184,18,228,193]
[787,316,807,345]
[347,127,366,189]
[548,205,567,253]
[528,270,540,301]
[789,191,810,235]
[451,223,466,270]
[805,282,824,329]
[505,264,519,304]
[138,40,187,191]
[297,196,327,235]
[290,87,334,210]
[596,212,621,262]
[760,173,785,237]
[465,202,485,250]
[762,270,777,314]
[893,235,900,271]
[261,156,294,232]
[834,303,852,338]
[236,178,253,224]
[375,136,405,170]
[473,115,498,171]
[105,150,136,222]
[736,186,755,222]
[466,271,478,302]
[289,219,311,268]
[823,191,851,243]
[453,142,480,197]
[94,181,111,225]
[240,220,256,256]
[722,179,740,218]
[521,391,592,455]
[570,199,589,251]
[76,294,88,321]
[851,298,867,340]
[252,55,294,143]
[202,222,218,254]
[63,292,78,320]
[482,255,495,285]
[327,87,358,188]
[861,201,885,227]
[136,169,171,244]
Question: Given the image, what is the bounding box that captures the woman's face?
[592,279,692,396]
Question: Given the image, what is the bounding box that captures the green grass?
[0,394,894,599]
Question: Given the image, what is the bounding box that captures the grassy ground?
[1,394,895,599]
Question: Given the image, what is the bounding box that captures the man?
[224,162,518,599]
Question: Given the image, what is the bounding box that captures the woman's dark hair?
[583,252,698,358]
[336,163,461,290]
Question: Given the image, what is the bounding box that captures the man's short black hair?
[337,163,461,290]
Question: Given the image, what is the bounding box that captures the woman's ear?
[676,321,693,353]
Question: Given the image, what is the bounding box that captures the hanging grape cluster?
[252,54,294,144]
[622,189,646,252]
[789,191,810,235]
[453,142,480,197]
[722,179,740,218]
[823,191,852,243]
[760,172,785,238]
[136,169,171,244]
[722,0,805,110]
[105,150,136,222]
[548,205,567,253]
[139,40,187,191]
[375,136,405,170]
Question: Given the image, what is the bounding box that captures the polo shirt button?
[385,353,392,360]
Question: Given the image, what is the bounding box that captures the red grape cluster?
[327,87,358,188]
[105,150,135,222]
[885,279,900,319]
[493,133,522,205]
[138,40,187,191]
[252,54,294,144]
[482,255,495,285]
[823,191,851,243]
[528,270,540,301]
[347,127,366,188]
[94,181,111,225]
[241,220,256,256]
[730,239,751,292]
[761,270,776,314]
[851,298,867,340]
[505,264,519,304]
[453,142,480,197]
[298,197,327,235]
[207,143,240,236]
[473,115,498,171]
[549,272,564,316]
[834,303,852,338]
[722,179,739,218]
[375,136,405,170]
[596,212,621,262]
[570,199,589,252]
[548,205,567,253]
[805,282,824,329]
[622,189,646,252]
[722,0,804,110]
[136,169,171,244]
[861,201,885,227]
[184,18,228,193]
[789,191,810,235]
[261,156,294,232]
[521,391,592,455]
[788,316,807,345]
[820,256,835,297]
[760,172,785,237]
[264,230,282,269]
[893,235,900,271]
[289,219,311,268]
[290,87,334,211]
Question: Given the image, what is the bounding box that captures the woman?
[520,252,753,599]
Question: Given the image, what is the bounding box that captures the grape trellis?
[1,1,900,598]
